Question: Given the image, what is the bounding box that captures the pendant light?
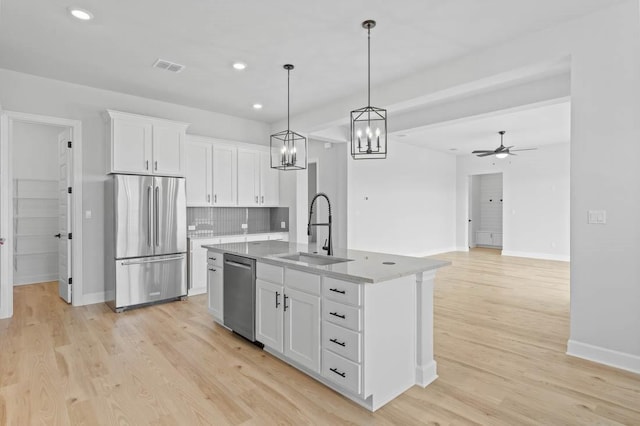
[351,20,387,160]
[270,64,307,171]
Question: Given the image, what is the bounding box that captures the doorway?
[468,173,503,250]
[0,111,83,318]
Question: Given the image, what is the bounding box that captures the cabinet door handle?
[207,194,211,203]
[208,257,217,261]
[154,160,158,171]
[284,294,289,312]
[208,268,217,272]
[146,160,149,170]
[214,194,217,203]
[261,195,264,204]
[329,288,346,294]
[329,338,346,347]
[329,367,346,378]
[255,196,258,204]
[330,312,346,319]
[275,291,280,308]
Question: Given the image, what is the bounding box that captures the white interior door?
[58,129,72,303]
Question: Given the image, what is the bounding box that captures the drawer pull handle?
[275,291,280,308]
[329,338,346,347]
[284,294,289,312]
[329,367,346,378]
[208,268,217,272]
[329,288,346,294]
[208,257,217,261]
[330,312,346,319]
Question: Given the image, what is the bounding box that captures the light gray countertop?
[188,231,287,240]
[202,240,450,283]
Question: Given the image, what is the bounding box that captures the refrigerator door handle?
[155,186,160,247]
[121,255,185,266]
[147,185,153,247]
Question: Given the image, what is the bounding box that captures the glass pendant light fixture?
[351,20,387,160]
[270,64,307,171]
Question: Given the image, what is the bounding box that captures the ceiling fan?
[472,131,537,158]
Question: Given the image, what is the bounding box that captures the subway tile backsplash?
[187,207,289,237]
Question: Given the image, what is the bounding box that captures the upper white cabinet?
[212,144,238,206]
[237,149,260,206]
[185,136,278,207]
[107,110,188,177]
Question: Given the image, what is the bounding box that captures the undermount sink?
[278,252,353,266]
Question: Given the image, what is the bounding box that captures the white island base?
[263,270,438,411]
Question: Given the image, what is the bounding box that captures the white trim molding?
[411,247,459,258]
[0,112,12,319]
[501,250,570,262]
[82,291,106,306]
[567,340,640,375]
[2,111,84,313]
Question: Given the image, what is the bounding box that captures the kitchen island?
[202,240,450,411]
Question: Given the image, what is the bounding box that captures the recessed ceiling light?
[232,62,247,71]
[68,7,93,21]
[449,148,458,151]
[252,104,263,110]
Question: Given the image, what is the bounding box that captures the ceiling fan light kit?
[350,20,388,160]
[472,130,537,158]
[270,64,307,171]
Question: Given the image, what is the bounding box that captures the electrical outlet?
[588,210,606,224]
[281,221,286,229]
[241,223,248,229]
[188,225,196,231]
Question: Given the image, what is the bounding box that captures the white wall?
[348,142,456,257]
[12,122,60,180]
[0,68,270,299]
[457,143,570,260]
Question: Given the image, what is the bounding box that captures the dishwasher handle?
[224,259,253,270]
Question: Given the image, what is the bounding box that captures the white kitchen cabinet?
[475,231,503,247]
[237,149,260,206]
[207,262,223,322]
[284,287,321,372]
[260,151,280,206]
[212,144,237,205]
[256,278,284,351]
[185,140,212,206]
[107,110,188,177]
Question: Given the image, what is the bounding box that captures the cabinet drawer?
[323,300,361,331]
[257,262,283,284]
[322,350,361,395]
[206,251,223,267]
[322,277,362,306]
[323,321,361,363]
[285,268,321,295]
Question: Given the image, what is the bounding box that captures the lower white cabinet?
[475,231,503,247]
[207,259,223,322]
[256,264,321,373]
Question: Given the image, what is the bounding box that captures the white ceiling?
[395,101,571,155]
[0,0,621,123]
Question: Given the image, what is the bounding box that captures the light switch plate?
[84,210,92,219]
[588,210,606,224]
[241,223,248,229]
[281,221,286,229]
[188,225,196,231]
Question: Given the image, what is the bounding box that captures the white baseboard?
[13,274,58,286]
[567,339,640,375]
[501,250,570,262]
[415,360,438,387]
[82,291,106,306]
[455,246,469,252]
[411,247,458,257]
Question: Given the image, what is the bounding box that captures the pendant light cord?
[287,68,290,131]
[367,26,371,107]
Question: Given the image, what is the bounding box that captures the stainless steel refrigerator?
[105,174,187,312]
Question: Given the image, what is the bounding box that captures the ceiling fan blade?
[471,150,495,154]
[476,152,495,157]
[510,148,537,152]
[504,146,515,150]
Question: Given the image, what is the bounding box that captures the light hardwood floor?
[1,250,639,425]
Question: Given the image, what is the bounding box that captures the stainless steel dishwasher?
[223,253,256,342]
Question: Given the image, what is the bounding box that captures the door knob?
[54,233,62,238]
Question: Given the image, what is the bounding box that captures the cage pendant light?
[271,64,307,171]
[351,20,387,160]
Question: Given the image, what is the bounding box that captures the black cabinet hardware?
[275,291,280,308]
[329,338,346,347]
[208,257,217,261]
[54,233,61,238]
[208,268,216,272]
[284,294,289,312]
[329,367,346,378]
[329,288,346,294]
[330,312,346,319]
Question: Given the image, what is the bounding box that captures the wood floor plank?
[0,250,639,424]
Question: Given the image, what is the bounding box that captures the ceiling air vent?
[152,59,185,73]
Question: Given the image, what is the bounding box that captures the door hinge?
[68,277,72,285]
[68,187,72,194]
[67,141,72,148]
[68,233,72,239]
